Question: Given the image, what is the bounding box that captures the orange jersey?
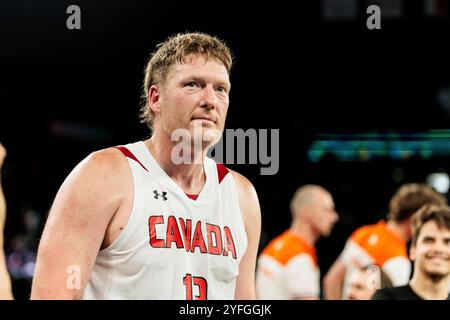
[349,220,407,266]
[340,220,411,298]
[256,230,319,299]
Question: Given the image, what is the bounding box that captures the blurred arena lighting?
[320,0,448,21]
[7,250,36,280]
[308,130,450,162]
[321,0,358,20]
[369,0,403,18]
[438,84,450,114]
[425,0,449,17]
[427,172,450,194]
[49,120,112,141]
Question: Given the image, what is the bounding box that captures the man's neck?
[144,135,207,195]
[386,219,409,243]
[290,221,318,247]
[410,273,450,300]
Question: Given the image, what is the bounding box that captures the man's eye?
[216,86,227,93]
[186,81,199,87]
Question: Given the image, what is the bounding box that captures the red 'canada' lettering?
[178,218,192,252]
[148,215,237,259]
[166,216,183,249]
[149,215,164,248]
[206,223,222,255]
[223,226,237,259]
[190,221,207,254]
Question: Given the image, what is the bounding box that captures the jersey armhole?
[99,146,138,253]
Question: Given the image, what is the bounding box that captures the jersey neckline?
[135,141,216,202]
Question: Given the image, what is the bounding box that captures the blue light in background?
[308,130,448,162]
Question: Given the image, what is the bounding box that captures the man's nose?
[200,85,217,110]
[332,210,339,223]
[431,240,447,253]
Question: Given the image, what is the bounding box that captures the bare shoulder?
[41,146,133,247]
[230,170,258,200]
[55,146,132,213]
[230,170,261,220]
[67,147,130,186]
[80,147,128,173]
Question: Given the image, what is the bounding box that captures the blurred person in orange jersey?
[256,185,339,299]
[324,183,447,300]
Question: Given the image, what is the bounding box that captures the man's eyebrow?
[181,76,230,87]
[179,76,201,82]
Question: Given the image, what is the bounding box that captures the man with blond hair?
[32,32,261,300]
[0,144,13,300]
[256,185,339,299]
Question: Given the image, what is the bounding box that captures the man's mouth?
[192,117,216,124]
[426,256,449,263]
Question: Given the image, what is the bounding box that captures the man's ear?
[149,85,162,113]
[409,244,416,261]
[296,207,306,221]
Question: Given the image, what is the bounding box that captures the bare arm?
[323,258,347,300]
[0,144,5,229]
[231,171,261,300]
[295,296,318,300]
[0,144,13,300]
[31,148,131,299]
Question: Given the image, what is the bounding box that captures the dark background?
[1,0,450,299]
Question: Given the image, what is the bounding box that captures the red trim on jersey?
[186,194,199,201]
[115,146,148,172]
[216,163,229,184]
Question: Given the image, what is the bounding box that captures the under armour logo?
[153,190,168,201]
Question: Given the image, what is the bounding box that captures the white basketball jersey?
[256,231,320,299]
[82,141,248,300]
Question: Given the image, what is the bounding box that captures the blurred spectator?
[324,183,447,299]
[256,185,339,299]
[0,143,13,300]
[372,204,450,300]
[347,264,393,300]
[7,203,39,281]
